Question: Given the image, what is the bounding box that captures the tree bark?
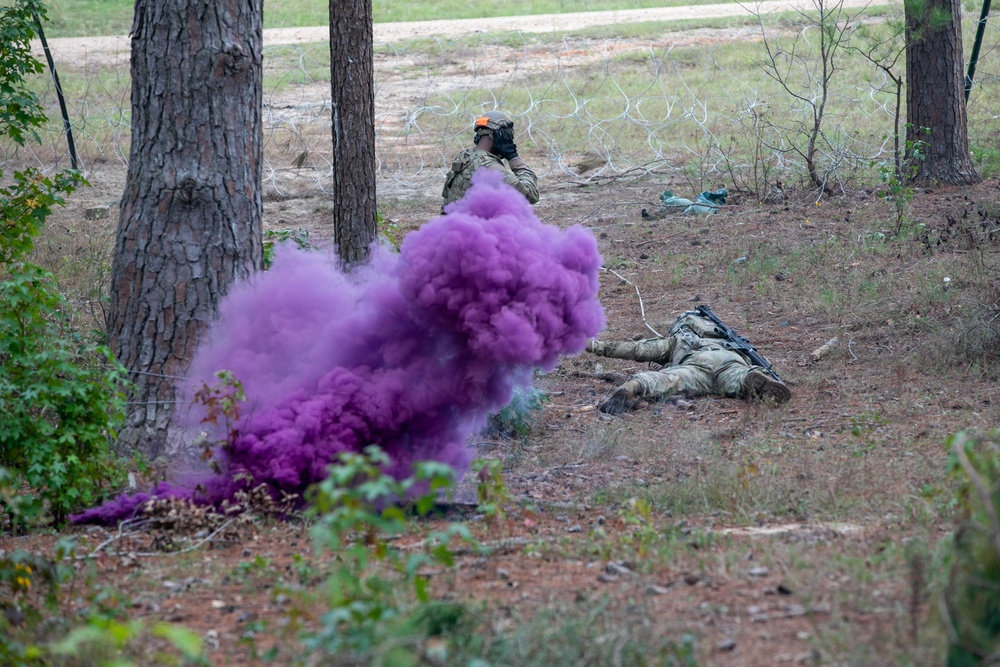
[905,0,980,184]
[330,0,377,267]
[109,0,263,460]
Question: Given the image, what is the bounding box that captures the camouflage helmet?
[473,110,513,142]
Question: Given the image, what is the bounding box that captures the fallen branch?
[77,517,239,560]
[810,336,838,362]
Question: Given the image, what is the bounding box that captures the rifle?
[694,305,781,381]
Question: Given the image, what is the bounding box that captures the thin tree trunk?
[109,0,263,460]
[330,0,377,267]
[905,0,980,184]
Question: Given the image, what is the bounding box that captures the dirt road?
[35,0,893,62]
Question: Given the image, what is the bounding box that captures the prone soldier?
[587,306,791,414]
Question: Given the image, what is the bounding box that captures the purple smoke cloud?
[73,170,604,525]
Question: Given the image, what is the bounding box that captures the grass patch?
[17,2,1000,194]
[33,0,753,38]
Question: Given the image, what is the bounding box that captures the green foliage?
[471,457,510,529]
[191,370,246,459]
[904,0,954,34]
[0,4,127,526]
[0,0,48,145]
[0,514,208,667]
[0,168,87,264]
[483,385,549,439]
[873,126,928,235]
[0,268,128,523]
[377,210,404,252]
[943,430,1000,666]
[302,445,475,662]
[262,227,312,270]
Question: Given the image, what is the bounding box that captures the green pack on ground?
[641,187,728,219]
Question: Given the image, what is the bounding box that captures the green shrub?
[262,227,312,269]
[0,259,129,524]
[944,430,1000,666]
[301,445,475,663]
[0,1,48,146]
[482,385,549,439]
[0,0,127,525]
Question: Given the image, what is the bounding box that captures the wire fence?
[4,5,1000,202]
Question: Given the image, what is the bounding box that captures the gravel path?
[35,0,892,62]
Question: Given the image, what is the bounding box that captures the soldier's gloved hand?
[493,127,519,161]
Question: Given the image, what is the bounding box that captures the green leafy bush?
[262,227,311,269]
[0,259,129,523]
[0,0,127,525]
[0,536,75,666]
[482,385,549,439]
[301,445,475,663]
[944,430,1000,666]
[0,1,48,146]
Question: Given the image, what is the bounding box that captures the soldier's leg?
[743,368,791,404]
[598,381,644,415]
[706,349,790,404]
[599,367,712,415]
[654,361,715,397]
[598,371,674,414]
[709,350,754,397]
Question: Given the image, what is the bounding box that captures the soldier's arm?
[504,157,540,204]
[586,337,674,363]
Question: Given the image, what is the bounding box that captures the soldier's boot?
[743,368,791,405]
[598,380,644,415]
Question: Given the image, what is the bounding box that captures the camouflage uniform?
[587,309,790,414]
[441,148,539,211]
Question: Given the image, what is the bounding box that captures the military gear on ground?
[641,188,728,219]
[493,126,519,161]
[441,147,539,211]
[587,308,790,414]
[641,191,692,220]
[474,110,514,143]
[695,304,781,381]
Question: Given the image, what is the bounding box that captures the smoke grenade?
[73,169,604,525]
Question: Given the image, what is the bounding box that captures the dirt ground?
[6,6,1000,666]
[7,162,999,665]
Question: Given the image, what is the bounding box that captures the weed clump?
[944,430,1000,666]
[482,385,549,439]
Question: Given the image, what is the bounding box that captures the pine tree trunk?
[330,0,377,267]
[108,0,263,460]
[905,0,980,184]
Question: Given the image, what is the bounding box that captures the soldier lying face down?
[586,306,791,415]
